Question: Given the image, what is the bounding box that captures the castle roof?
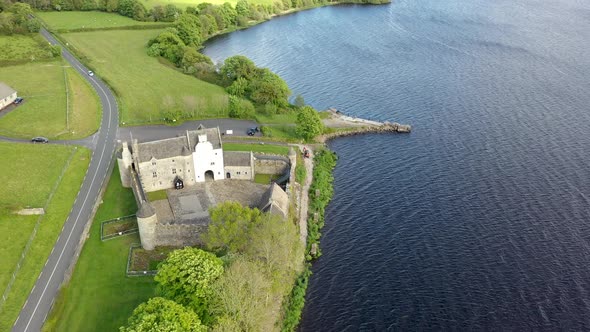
[223,151,251,167]
[259,183,289,219]
[134,127,222,163]
[0,82,16,99]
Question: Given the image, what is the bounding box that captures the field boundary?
[100,215,138,241]
[125,244,158,277]
[0,147,77,312]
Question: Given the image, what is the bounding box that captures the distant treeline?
[0,3,42,34]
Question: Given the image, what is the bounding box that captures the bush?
[228,95,255,119]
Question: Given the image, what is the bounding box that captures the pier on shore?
[318,108,411,142]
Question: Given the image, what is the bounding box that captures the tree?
[296,106,324,141]
[249,68,291,107]
[210,257,273,332]
[220,55,256,81]
[226,77,248,97]
[181,48,213,73]
[235,0,250,17]
[120,297,206,332]
[294,94,305,107]
[155,247,224,322]
[175,13,202,46]
[202,201,263,253]
[245,214,303,289]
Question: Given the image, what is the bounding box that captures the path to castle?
[12,28,119,332]
[297,145,314,244]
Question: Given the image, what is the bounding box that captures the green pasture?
[37,11,169,31]
[0,61,100,139]
[223,142,290,155]
[0,142,90,331]
[61,29,229,125]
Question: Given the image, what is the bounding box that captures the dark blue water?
[203,0,590,330]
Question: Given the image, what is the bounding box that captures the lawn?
[0,34,55,65]
[0,142,90,331]
[61,29,229,125]
[0,61,100,139]
[43,165,156,332]
[146,189,168,201]
[36,11,170,32]
[254,173,280,184]
[223,142,290,155]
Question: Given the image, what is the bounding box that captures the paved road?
[0,133,99,150]
[12,28,118,332]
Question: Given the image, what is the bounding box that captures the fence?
[100,214,138,241]
[0,148,77,311]
[125,244,158,277]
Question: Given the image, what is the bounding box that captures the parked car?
[31,137,49,143]
[13,97,24,104]
[88,70,94,76]
[247,128,255,136]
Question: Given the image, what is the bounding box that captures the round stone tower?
[136,201,157,250]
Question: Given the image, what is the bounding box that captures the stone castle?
[117,126,294,250]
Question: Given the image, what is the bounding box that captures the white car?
[88,70,94,76]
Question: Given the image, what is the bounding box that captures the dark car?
[247,128,255,136]
[14,97,24,104]
[31,137,49,143]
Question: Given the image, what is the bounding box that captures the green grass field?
[223,142,290,155]
[0,61,100,139]
[0,34,54,64]
[37,11,169,31]
[0,142,90,331]
[43,166,155,332]
[61,29,229,125]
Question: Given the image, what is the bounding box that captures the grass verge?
[0,143,90,331]
[223,142,290,155]
[61,29,229,125]
[43,165,156,332]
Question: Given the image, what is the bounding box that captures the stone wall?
[254,158,289,175]
[317,123,412,143]
[224,165,253,180]
[138,155,194,192]
[154,223,207,248]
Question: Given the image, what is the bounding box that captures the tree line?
[0,2,41,34]
[120,202,304,331]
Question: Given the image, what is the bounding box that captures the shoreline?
[202,1,391,51]
[318,108,411,143]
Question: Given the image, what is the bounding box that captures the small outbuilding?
[0,82,17,110]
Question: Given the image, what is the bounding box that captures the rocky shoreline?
[319,109,411,143]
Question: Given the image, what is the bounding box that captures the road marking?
[20,29,118,332]
[22,65,114,332]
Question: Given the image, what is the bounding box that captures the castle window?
[211,162,215,166]
[172,168,176,174]
[152,161,156,166]
[237,172,241,175]
[245,172,247,174]
[172,159,175,162]
[153,172,157,178]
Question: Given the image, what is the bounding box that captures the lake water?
[203,0,590,330]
